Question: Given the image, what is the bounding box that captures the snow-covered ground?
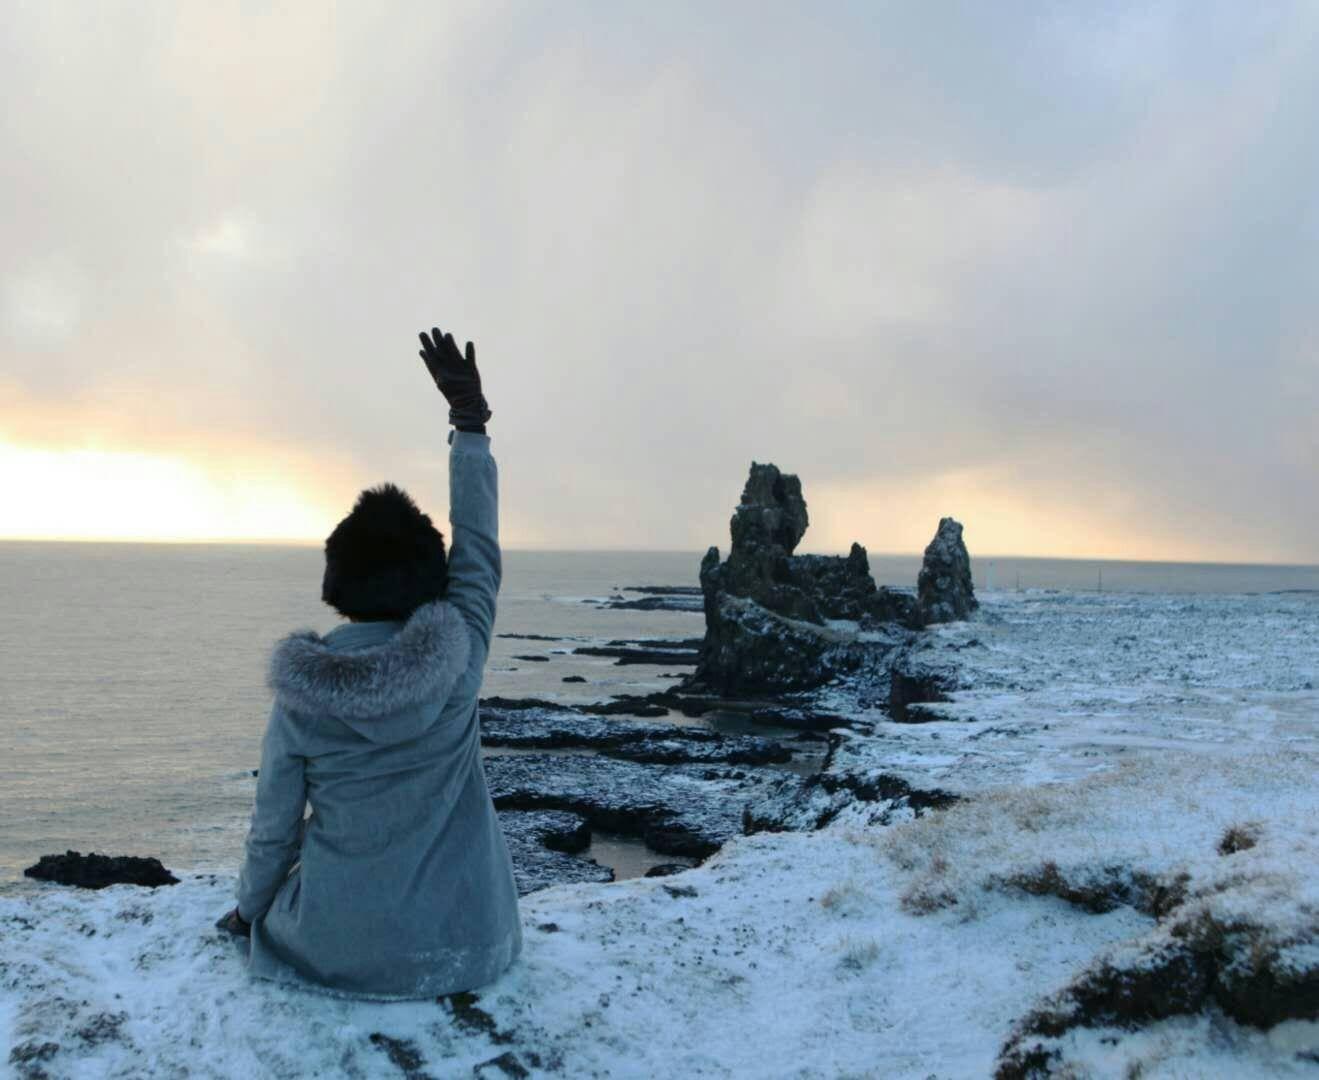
[3,589,1317,1078]
[828,589,1319,795]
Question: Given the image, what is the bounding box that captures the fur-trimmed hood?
[268,600,472,743]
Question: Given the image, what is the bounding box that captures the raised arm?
[419,326,501,652]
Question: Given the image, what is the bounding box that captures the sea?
[1,541,1316,893]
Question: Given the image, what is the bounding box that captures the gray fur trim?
[268,600,471,719]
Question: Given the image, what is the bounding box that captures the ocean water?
[1,541,1315,890]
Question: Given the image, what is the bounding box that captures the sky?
[2,1,1316,561]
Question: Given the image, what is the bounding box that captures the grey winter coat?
[235,430,521,1000]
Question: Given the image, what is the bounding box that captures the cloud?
[1,2,1315,560]
[786,166,1045,330]
[188,215,257,260]
[3,260,84,347]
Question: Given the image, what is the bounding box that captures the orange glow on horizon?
[0,441,336,543]
[802,468,1296,566]
[0,436,1306,565]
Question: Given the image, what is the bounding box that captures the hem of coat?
[244,929,521,1002]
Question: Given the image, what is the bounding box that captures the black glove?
[419,327,492,431]
[215,908,251,938]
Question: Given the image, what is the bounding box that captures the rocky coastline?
[25,459,974,897]
[11,492,1317,1077]
[470,460,980,890]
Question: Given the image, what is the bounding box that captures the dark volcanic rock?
[917,517,978,625]
[482,696,560,710]
[573,643,699,666]
[748,704,855,733]
[482,690,670,717]
[497,810,613,895]
[481,702,792,766]
[482,695,668,718]
[712,465,911,627]
[367,1033,430,1077]
[692,590,905,695]
[689,463,917,695]
[666,690,858,733]
[578,695,671,718]
[607,637,705,648]
[595,594,704,612]
[744,771,957,833]
[994,879,1319,1079]
[888,649,957,722]
[474,1051,532,1078]
[730,463,809,551]
[643,863,693,878]
[866,585,923,627]
[485,753,781,858]
[24,851,179,890]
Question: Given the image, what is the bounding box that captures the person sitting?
[215,326,520,999]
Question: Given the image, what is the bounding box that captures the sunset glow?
[0,441,330,543]
[1,4,1315,564]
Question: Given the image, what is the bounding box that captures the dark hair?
[321,483,447,621]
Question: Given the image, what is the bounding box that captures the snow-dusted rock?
[692,592,897,695]
[917,516,977,624]
[744,769,958,834]
[690,462,918,694]
[484,752,784,858]
[498,811,614,895]
[480,700,791,766]
[995,809,1319,1076]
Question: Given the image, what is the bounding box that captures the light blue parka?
[235,430,521,999]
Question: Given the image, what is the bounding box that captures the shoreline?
[4,588,1317,1075]
[3,584,1315,890]
[5,588,1313,1076]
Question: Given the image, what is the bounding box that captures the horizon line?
[0,536,1315,571]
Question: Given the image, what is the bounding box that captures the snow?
[3,588,1317,1077]
[2,837,1152,1078]
[824,589,1319,796]
[1047,1015,1319,1079]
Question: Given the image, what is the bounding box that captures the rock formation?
[744,770,958,834]
[480,699,792,766]
[689,462,919,695]
[497,810,615,894]
[484,752,783,859]
[24,851,179,889]
[916,516,977,625]
[586,587,704,612]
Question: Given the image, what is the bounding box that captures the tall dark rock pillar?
[689,462,916,695]
[916,517,977,625]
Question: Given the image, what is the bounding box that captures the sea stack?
[916,517,977,625]
[689,462,916,695]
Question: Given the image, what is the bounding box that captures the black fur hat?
[322,483,448,621]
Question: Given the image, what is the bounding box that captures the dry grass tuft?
[1217,822,1262,856]
[899,881,959,916]
[819,880,861,911]
[836,936,881,972]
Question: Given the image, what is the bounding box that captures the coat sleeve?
[236,705,307,921]
[445,429,501,655]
